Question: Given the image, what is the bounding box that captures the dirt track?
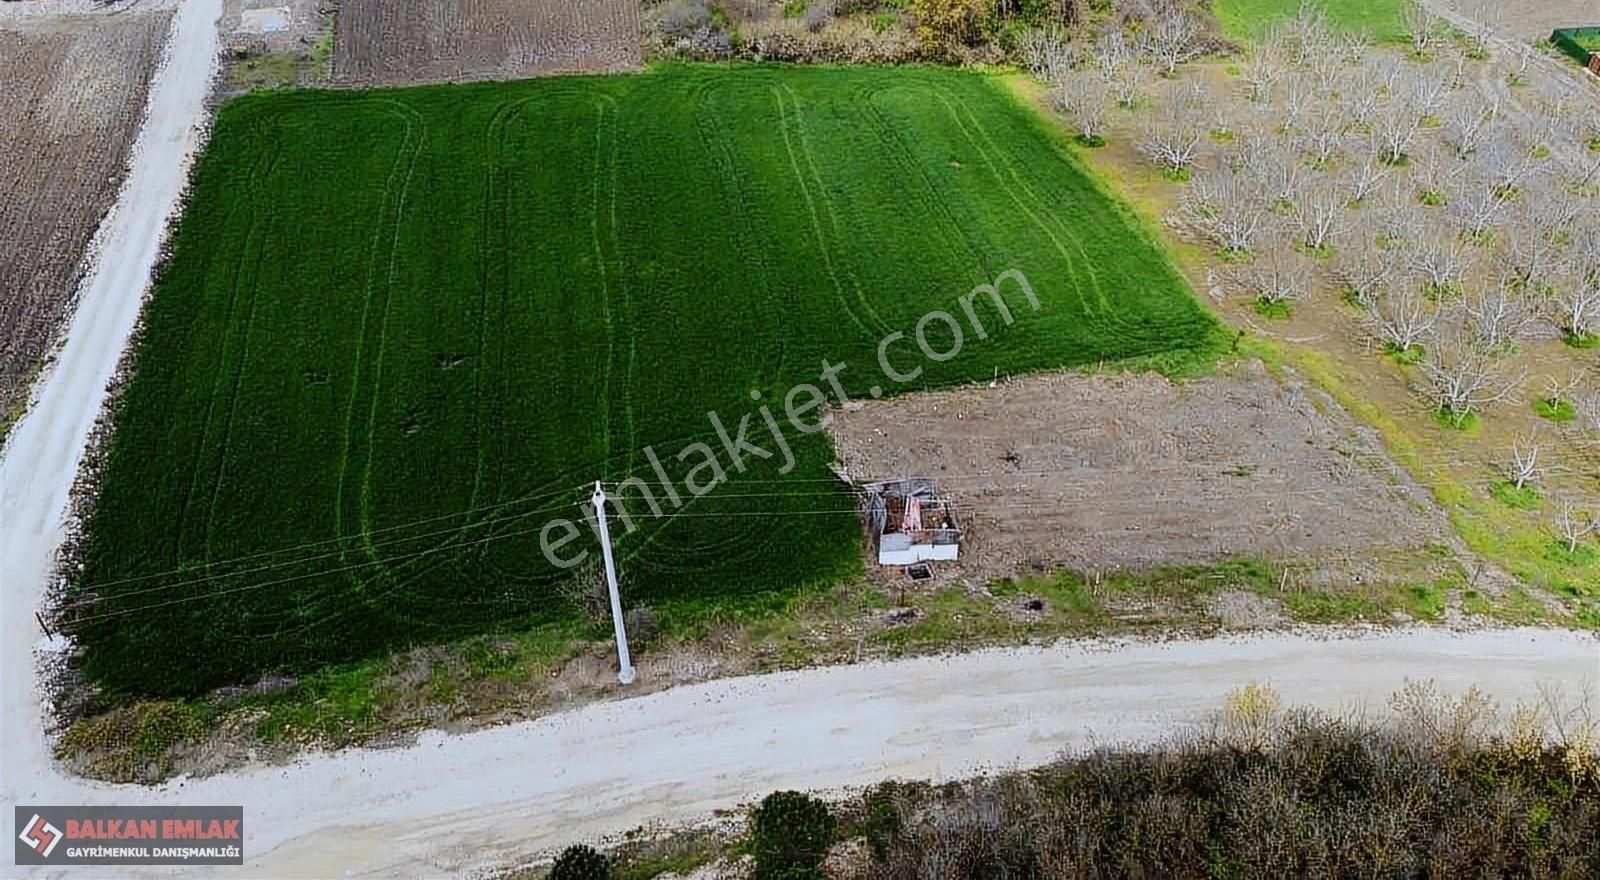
[334,0,641,86]
[830,364,1450,578]
[0,0,221,812]
[0,5,172,431]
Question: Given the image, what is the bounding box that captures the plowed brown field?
[0,9,172,432]
[334,0,640,86]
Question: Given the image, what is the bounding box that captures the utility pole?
[591,481,636,685]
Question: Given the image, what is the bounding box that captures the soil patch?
[333,0,641,86]
[829,362,1451,579]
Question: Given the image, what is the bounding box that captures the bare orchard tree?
[1501,428,1542,490]
[1341,66,1384,130]
[1279,73,1313,133]
[1408,223,1476,296]
[1336,245,1401,308]
[1373,91,1421,166]
[1296,106,1347,168]
[1240,31,1285,103]
[1443,95,1498,159]
[1460,0,1501,58]
[1182,165,1269,257]
[1418,321,1523,424]
[1227,223,1313,307]
[1137,85,1202,177]
[1282,1,1335,67]
[1139,2,1205,77]
[1340,153,1392,206]
[1449,171,1507,244]
[1292,176,1347,255]
[1551,264,1600,342]
[1479,135,1537,200]
[1094,27,1146,108]
[1463,281,1532,349]
[1366,283,1439,353]
[1056,73,1110,144]
[1501,198,1576,289]
[1019,27,1076,82]
[1400,0,1443,57]
[1553,499,1596,555]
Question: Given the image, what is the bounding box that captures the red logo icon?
[18,814,62,858]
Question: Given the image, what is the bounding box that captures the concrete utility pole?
[591,481,636,684]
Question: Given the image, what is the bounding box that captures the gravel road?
[3,628,1595,878]
[0,0,222,814]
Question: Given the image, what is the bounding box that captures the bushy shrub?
[548,844,611,880]
[838,687,1600,878]
[750,791,836,880]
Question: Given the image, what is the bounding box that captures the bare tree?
[1553,499,1595,555]
[1240,32,1285,103]
[1418,323,1523,423]
[1341,153,1391,206]
[1297,106,1347,167]
[1137,85,1202,176]
[1337,245,1400,308]
[1094,27,1146,108]
[1463,281,1532,349]
[1551,268,1600,341]
[1443,95,1498,159]
[1505,196,1579,291]
[1400,0,1442,57]
[1227,223,1313,307]
[1183,165,1268,257]
[1408,224,1475,296]
[1056,73,1110,144]
[1020,28,1077,83]
[1140,3,1205,77]
[1449,171,1507,244]
[1502,428,1541,490]
[1479,135,1537,200]
[1292,177,1346,254]
[1366,283,1438,353]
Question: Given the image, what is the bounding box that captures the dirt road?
[0,0,221,801]
[1,628,1594,877]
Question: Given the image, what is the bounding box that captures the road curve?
[4,628,1595,878]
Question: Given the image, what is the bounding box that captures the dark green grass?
[73,65,1220,698]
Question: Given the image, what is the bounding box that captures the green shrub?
[549,844,611,880]
[751,791,836,880]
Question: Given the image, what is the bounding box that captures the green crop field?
[71,65,1219,699]
[1214,0,1405,42]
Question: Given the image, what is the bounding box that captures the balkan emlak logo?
[13,806,243,866]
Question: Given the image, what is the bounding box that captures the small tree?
[751,791,836,880]
[1418,324,1522,425]
[1553,500,1596,555]
[1502,429,1541,490]
[549,844,612,880]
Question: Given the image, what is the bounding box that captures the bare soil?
[333,0,642,87]
[0,6,171,433]
[1447,0,1598,43]
[829,362,1451,580]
